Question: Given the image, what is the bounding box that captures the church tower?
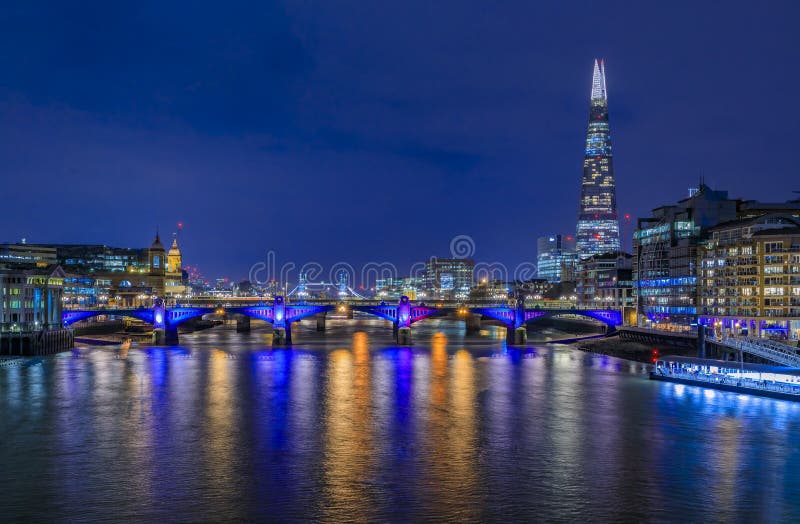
[167,234,182,275]
[165,233,186,298]
[148,232,166,296]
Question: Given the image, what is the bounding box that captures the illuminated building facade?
[537,234,577,283]
[633,185,737,331]
[0,244,57,266]
[469,279,512,302]
[5,233,178,307]
[575,252,633,310]
[424,258,474,300]
[0,264,73,356]
[576,59,621,258]
[165,235,186,298]
[0,265,65,331]
[698,214,800,340]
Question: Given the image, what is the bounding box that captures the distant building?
[537,234,577,283]
[375,276,424,301]
[575,252,633,310]
[514,278,558,300]
[5,233,177,307]
[469,279,512,303]
[0,243,57,266]
[165,235,186,298]
[424,258,474,300]
[698,214,800,340]
[576,59,621,258]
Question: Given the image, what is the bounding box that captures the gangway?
[709,336,800,367]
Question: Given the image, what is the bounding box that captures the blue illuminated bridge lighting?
[62,297,623,345]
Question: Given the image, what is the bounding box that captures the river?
[2,318,799,522]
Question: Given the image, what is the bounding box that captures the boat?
[651,355,800,401]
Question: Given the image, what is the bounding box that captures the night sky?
[1,1,798,280]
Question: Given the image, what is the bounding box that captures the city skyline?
[4,4,800,521]
[1,1,798,278]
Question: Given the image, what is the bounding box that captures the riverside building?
[633,185,738,332]
[4,233,187,306]
[698,214,800,341]
[0,264,73,355]
[634,185,800,334]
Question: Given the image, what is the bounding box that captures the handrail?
[708,335,800,367]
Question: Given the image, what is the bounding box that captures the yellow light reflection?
[427,334,479,517]
[323,333,375,518]
[204,349,236,494]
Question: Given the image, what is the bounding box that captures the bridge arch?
[63,309,155,326]
[524,309,622,331]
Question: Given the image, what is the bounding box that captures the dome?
[168,236,181,256]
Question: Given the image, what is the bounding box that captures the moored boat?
[651,356,800,401]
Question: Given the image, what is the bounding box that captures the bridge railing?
[710,336,800,367]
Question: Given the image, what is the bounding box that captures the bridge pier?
[315,313,327,332]
[697,325,707,358]
[506,326,527,345]
[236,315,251,333]
[273,324,292,345]
[465,314,482,335]
[153,326,179,345]
[397,327,412,345]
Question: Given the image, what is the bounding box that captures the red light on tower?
[177,222,184,229]
[624,214,631,220]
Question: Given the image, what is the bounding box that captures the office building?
[633,185,738,331]
[537,234,577,283]
[424,257,474,300]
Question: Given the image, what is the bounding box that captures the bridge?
[63,296,622,346]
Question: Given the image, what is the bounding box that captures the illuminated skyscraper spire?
[590,59,607,100]
[576,59,620,258]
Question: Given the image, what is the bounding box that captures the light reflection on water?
[1,318,800,521]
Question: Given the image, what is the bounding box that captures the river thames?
[2,319,800,522]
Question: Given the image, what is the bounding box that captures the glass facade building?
[633,185,738,331]
[537,235,577,283]
[576,59,621,258]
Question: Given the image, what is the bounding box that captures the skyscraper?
[537,234,577,283]
[576,59,620,258]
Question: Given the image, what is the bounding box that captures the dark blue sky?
[1,1,798,279]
